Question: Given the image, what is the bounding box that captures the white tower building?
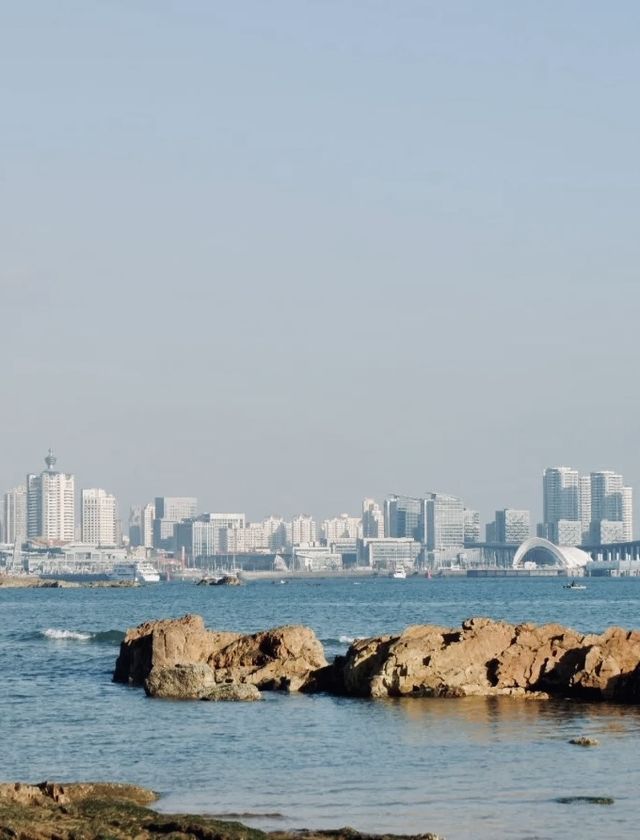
[81,488,118,545]
[26,450,75,544]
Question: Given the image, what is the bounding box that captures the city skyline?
[1,448,636,549]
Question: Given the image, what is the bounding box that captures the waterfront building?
[322,514,360,542]
[494,509,531,544]
[81,488,118,545]
[2,485,27,546]
[357,537,422,570]
[26,450,75,545]
[362,498,385,538]
[175,512,245,560]
[153,496,197,550]
[463,509,481,544]
[384,495,423,541]
[292,544,342,571]
[623,486,633,541]
[590,519,625,545]
[589,471,632,543]
[485,521,497,542]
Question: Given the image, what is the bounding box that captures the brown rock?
[201,683,262,701]
[113,614,240,686]
[144,663,218,699]
[209,625,328,691]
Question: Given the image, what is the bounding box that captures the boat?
[563,580,586,590]
[107,561,160,584]
[389,567,407,579]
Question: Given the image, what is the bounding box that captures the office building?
[175,512,245,560]
[463,509,481,544]
[26,450,75,544]
[494,509,530,544]
[357,537,422,570]
[128,506,142,547]
[81,488,118,545]
[2,486,27,546]
[384,495,423,541]
[362,498,385,538]
[153,496,197,550]
[425,493,464,551]
[589,471,633,543]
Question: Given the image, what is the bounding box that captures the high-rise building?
[142,502,155,549]
[26,450,75,544]
[543,467,580,525]
[175,512,246,560]
[463,509,480,544]
[425,493,464,551]
[289,515,317,546]
[362,498,385,538]
[2,486,27,546]
[589,471,632,543]
[81,488,118,545]
[494,509,530,544]
[153,496,198,550]
[262,516,288,551]
[322,514,360,542]
[384,495,423,541]
[579,475,591,543]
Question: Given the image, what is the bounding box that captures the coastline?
[0,781,443,840]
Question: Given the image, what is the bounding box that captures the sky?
[2,1,640,527]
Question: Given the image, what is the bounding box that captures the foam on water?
[39,628,124,644]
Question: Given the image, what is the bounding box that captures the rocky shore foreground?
[0,781,442,840]
[114,613,640,702]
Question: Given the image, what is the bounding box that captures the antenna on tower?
[45,448,57,471]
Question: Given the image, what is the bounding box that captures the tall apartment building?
[142,502,155,549]
[26,450,75,544]
[81,488,118,545]
[322,514,360,542]
[153,496,197,550]
[362,498,385,538]
[262,516,288,551]
[175,512,246,560]
[2,486,27,546]
[494,509,530,544]
[589,471,632,543]
[543,467,580,525]
[289,514,317,546]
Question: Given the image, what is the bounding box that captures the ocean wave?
[40,628,124,644]
[322,635,361,647]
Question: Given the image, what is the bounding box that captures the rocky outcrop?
[201,683,262,702]
[339,617,640,702]
[114,615,327,693]
[144,664,261,701]
[113,614,241,686]
[0,781,443,840]
[115,614,640,703]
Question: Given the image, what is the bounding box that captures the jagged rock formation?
[114,614,327,693]
[0,781,443,840]
[114,614,640,703]
[338,617,640,701]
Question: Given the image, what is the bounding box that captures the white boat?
[107,561,160,584]
[390,567,407,579]
[563,580,586,591]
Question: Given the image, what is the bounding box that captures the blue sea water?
[2,575,640,839]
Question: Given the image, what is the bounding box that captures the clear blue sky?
[2,1,640,527]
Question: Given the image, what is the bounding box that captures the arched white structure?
[512,537,590,570]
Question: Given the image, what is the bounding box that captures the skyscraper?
[425,493,464,551]
[384,495,423,541]
[2,486,27,546]
[589,471,632,543]
[26,450,75,544]
[81,488,118,545]
[463,509,481,544]
[543,467,580,524]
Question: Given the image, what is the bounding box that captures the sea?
[2,575,640,840]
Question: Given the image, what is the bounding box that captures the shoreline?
[0,781,443,840]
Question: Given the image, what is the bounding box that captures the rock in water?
[201,683,262,701]
[339,617,640,702]
[144,663,217,699]
[113,614,241,686]
[115,615,327,693]
[569,736,599,746]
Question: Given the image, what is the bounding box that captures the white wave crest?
[42,628,92,641]
[338,635,356,644]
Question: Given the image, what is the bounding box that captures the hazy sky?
[2,1,640,526]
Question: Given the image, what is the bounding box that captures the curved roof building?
[512,537,590,570]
